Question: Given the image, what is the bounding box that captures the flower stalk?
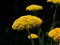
[33,11,36,16]
[42,33,44,45]
[27,28,35,45]
[37,27,41,45]
[53,4,58,25]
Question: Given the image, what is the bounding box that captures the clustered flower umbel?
[47,0,60,4]
[26,4,43,11]
[28,34,39,39]
[48,28,60,42]
[12,15,43,31]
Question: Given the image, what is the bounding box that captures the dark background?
[0,0,60,45]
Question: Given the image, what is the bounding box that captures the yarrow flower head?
[48,27,60,42]
[12,15,43,31]
[47,0,60,4]
[28,34,39,39]
[26,4,43,11]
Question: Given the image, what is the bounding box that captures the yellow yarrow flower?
[26,4,43,11]
[48,30,57,38]
[48,28,60,42]
[12,15,43,31]
[47,0,60,4]
[28,34,39,39]
[53,34,60,42]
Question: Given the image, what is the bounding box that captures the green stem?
[50,23,56,30]
[27,29,35,45]
[50,39,53,45]
[46,42,49,45]
[42,33,44,45]
[33,11,36,16]
[50,4,58,45]
[53,4,58,25]
[37,27,44,45]
[37,27,41,45]
[56,42,59,45]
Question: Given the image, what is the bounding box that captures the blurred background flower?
[47,0,60,4]
[26,4,43,11]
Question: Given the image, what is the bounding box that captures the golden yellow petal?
[28,34,39,39]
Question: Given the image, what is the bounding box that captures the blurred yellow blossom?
[26,4,43,11]
[47,0,60,4]
[28,34,39,39]
[48,28,60,42]
[47,0,52,2]
[12,15,43,31]
[53,0,60,4]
